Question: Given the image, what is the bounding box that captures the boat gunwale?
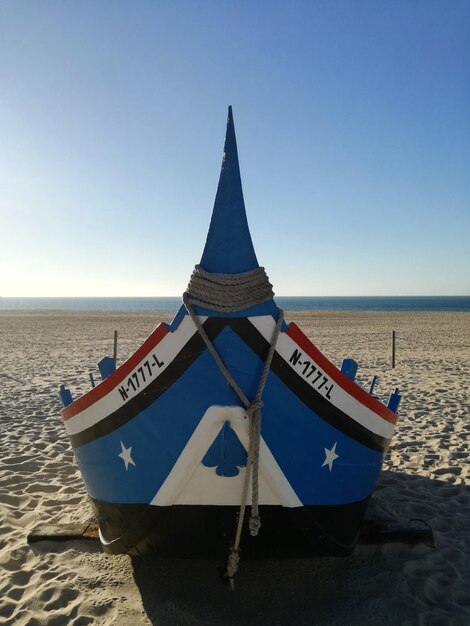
[61,322,170,420]
[62,316,398,427]
[286,322,398,425]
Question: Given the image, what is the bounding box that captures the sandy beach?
[0,309,469,625]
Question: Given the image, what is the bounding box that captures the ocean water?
[1,296,469,312]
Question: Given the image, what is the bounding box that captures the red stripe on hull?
[62,323,170,421]
[285,323,398,425]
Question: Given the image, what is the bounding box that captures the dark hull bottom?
[91,498,370,558]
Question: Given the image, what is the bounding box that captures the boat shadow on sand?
[130,470,470,626]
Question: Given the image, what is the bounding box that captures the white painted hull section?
[150,406,302,507]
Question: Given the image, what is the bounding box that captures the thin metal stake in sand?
[113,330,118,365]
[391,330,396,368]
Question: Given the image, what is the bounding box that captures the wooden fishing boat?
[59,107,400,572]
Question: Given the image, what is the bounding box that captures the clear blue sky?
[1,1,469,296]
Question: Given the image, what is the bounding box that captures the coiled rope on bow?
[183,265,284,581]
[185,264,275,312]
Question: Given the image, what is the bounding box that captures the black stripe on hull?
[71,317,388,452]
[91,497,370,558]
[70,318,228,448]
[228,319,389,452]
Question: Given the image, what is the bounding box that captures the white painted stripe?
[150,406,302,507]
[64,315,205,436]
[249,316,395,440]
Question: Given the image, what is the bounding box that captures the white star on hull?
[322,442,339,471]
[118,441,136,470]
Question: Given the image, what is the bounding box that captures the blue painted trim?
[192,298,280,319]
[387,388,401,413]
[341,359,358,381]
[168,305,186,332]
[98,356,116,381]
[59,384,73,407]
[169,302,286,334]
[369,375,378,395]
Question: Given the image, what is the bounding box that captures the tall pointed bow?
[61,314,397,556]
[200,107,259,274]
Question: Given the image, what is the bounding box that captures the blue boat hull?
[59,108,399,561]
[62,314,397,556]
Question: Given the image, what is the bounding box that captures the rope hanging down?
[183,265,284,580]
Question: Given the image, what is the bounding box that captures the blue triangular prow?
[200,106,259,274]
[202,420,247,477]
[169,106,281,328]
